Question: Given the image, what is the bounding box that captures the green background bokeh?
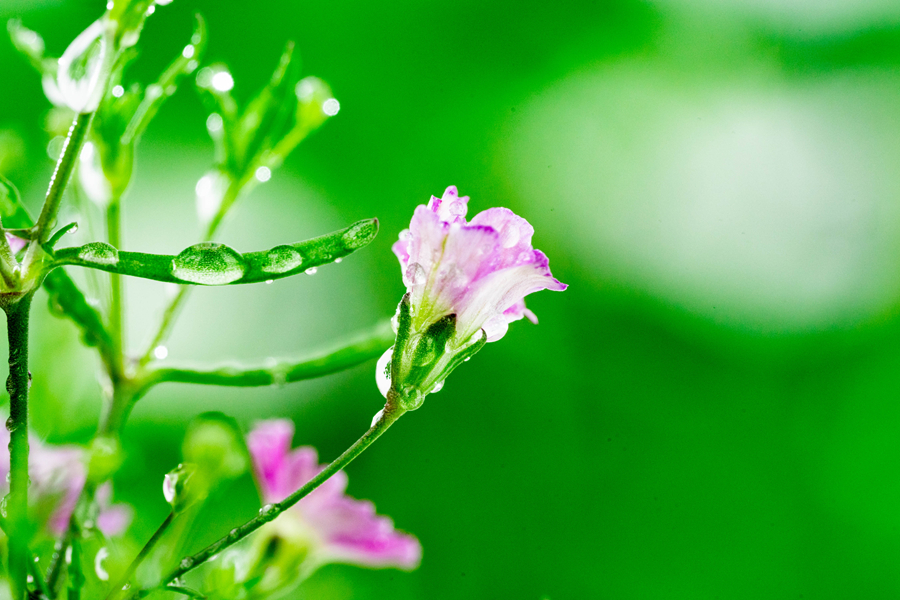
[4,0,900,597]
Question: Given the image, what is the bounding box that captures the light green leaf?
[0,176,32,230]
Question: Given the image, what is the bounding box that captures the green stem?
[45,534,71,597]
[139,321,393,390]
[5,293,32,600]
[153,404,406,587]
[106,512,175,600]
[68,522,84,600]
[35,112,95,244]
[106,197,125,377]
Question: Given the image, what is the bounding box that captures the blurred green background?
[5,0,900,597]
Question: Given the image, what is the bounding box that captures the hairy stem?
[152,404,406,587]
[107,512,175,600]
[5,293,32,600]
[35,112,95,244]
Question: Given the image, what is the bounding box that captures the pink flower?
[392,186,566,344]
[0,428,131,537]
[378,186,566,405]
[246,419,421,572]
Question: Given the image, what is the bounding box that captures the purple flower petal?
[247,420,422,571]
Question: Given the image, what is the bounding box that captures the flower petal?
[247,420,295,502]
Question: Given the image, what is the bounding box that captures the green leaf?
[43,269,115,353]
[0,176,33,230]
[234,42,300,173]
[7,19,48,73]
[52,218,379,285]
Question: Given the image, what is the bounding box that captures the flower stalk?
[150,404,407,589]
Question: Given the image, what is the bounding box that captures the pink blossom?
[246,419,421,571]
[0,428,131,536]
[392,185,566,345]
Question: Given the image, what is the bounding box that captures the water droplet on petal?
[482,316,509,342]
[171,243,246,285]
[78,242,119,266]
[448,201,467,217]
[261,245,302,274]
[404,262,426,286]
[375,347,393,398]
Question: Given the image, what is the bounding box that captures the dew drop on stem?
[171,243,246,285]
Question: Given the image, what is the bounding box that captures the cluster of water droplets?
[171,243,246,285]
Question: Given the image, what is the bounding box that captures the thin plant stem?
[35,112,95,244]
[5,293,33,600]
[149,404,406,589]
[68,522,84,600]
[106,512,176,600]
[138,320,394,390]
[106,197,125,379]
[45,534,72,597]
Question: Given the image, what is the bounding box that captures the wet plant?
[0,1,566,598]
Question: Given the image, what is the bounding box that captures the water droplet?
[229,528,239,537]
[5,473,9,482]
[399,229,411,242]
[179,557,193,570]
[499,224,520,248]
[94,547,109,581]
[482,316,509,342]
[322,98,340,116]
[463,357,470,362]
[78,242,119,266]
[260,245,302,274]
[271,369,287,388]
[370,408,385,427]
[398,386,425,411]
[182,45,195,59]
[404,262,426,287]
[431,380,445,393]
[516,250,534,264]
[265,279,273,284]
[255,166,271,182]
[211,71,234,93]
[111,85,124,98]
[341,220,377,249]
[5,417,17,432]
[0,496,7,518]
[334,257,342,263]
[69,224,78,234]
[305,267,317,275]
[206,113,223,134]
[375,347,392,398]
[34,556,40,563]
[171,243,246,285]
[106,1,113,9]
[26,575,32,584]
[122,583,131,591]
[145,4,156,15]
[153,345,168,360]
[259,503,277,518]
[448,201,467,217]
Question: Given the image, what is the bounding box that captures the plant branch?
[149,404,406,588]
[106,198,125,377]
[139,320,393,390]
[35,112,95,244]
[106,512,175,600]
[5,293,33,600]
